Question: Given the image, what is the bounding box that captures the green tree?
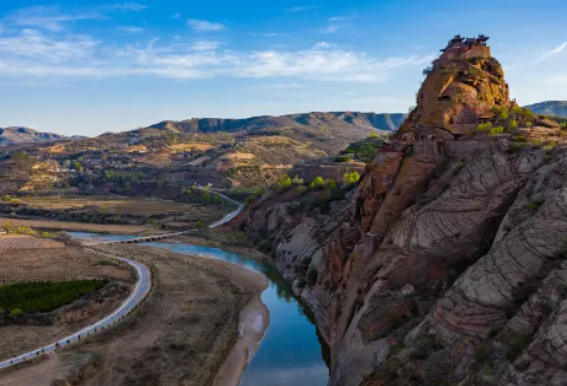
[291,175,304,185]
[343,171,361,186]
[489,126,504,136]
[202,190,212,202]
[309,176,325,190]
[71,161,82,172]
[10,308,23,316]
[275,176,292,192]
[195,220,203,229]
[1,195,10,202]
[325,179,337,191]
[297,185,308,195]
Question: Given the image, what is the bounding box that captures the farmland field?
[0,217,151,234]
[20,195,204,215]
[0,279,107,313]
[0,235,64,249]
[0,246,134,362]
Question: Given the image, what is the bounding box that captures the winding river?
[72,233,330,386]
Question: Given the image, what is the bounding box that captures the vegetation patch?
[0,280,107,314]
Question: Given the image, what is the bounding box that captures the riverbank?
[0,247,134,363]
[0,243,268,386]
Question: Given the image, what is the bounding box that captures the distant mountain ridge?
[0,127,68,146]
[525,101,567,118]
[149,112,407,133]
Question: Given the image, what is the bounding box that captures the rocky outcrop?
[237,36,567,386]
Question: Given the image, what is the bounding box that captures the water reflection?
[71,234,330,386]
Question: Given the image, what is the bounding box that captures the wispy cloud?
[104,3,147,12]
[250,83,304,90]
[288,6,320,13]
[0,29,433,83]
[187,19,225,32]
[535,42,567,63]
[118,26,144,33]
[191,41,222,51]
[7,6,102,31]
[0,29,97,61]
[320,16,352,34]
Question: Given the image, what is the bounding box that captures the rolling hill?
[0,127,67,146]
[525,101,567,118]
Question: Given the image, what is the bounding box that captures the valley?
[2,31,567,386]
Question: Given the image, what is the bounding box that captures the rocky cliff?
[238,36,567,386]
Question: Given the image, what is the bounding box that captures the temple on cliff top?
[438,34,491,61]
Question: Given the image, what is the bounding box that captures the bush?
[10,308,23,317]
[297,185,308,196]
[509,119,518,130]
[520,108,535,119]
[275,176,293,192]
[489,126,504,136]
[291,175,304,185]
[0,306,4,313]
[334,155,351,163]
[499,109,510,120]
[9,198,21,204]
[1,195,10,202]
[343,171,361,186]
[476,122,493,132]
[325,179,337,191]
[194,220,203,229]
[309,176,325,190]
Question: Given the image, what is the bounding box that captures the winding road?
[0,187,243,371]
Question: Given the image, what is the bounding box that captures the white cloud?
[535,42,567,62]
[0,29,97,62]
[8,6,102,31]
[191,41,222,51]
[0,29,433,83]
[320,16,352,34]
[288,6,320,13]
[118,26,144,33]
[250,83,304,90]
[105,3,147,12]
[187,19,225,32]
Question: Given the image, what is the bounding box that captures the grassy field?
[20,195,202,215]
[0,217,151,234]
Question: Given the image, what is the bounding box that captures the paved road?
[85,186,244,246]
[0,188,243,371]
[0,252,151,370]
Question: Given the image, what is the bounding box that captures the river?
[71,233,330,386]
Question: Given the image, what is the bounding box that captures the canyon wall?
[237,38,567,386]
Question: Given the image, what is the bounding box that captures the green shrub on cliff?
[476,122,493,132]
[343,171,361,186]
[489,126,504,136]
[309,176,325,190]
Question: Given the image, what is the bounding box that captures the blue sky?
[0,0,566,136]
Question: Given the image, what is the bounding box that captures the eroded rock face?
[238,36,567,386]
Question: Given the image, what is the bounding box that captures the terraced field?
[0,235,64,249]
